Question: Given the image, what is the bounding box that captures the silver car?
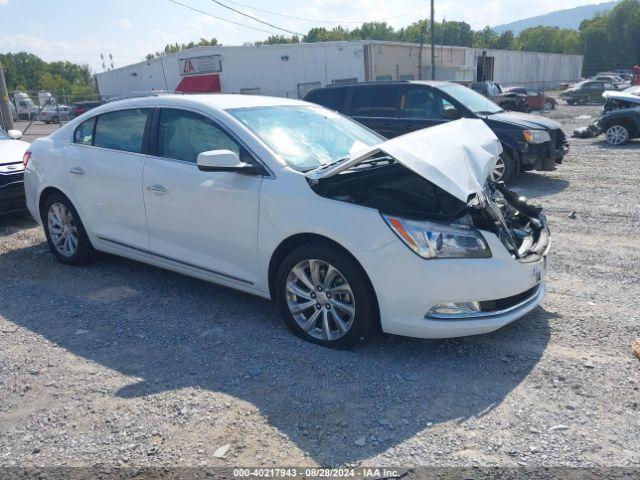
[37,105,72,124]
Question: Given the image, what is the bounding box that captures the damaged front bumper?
[520,137,569,171]
[356,182,550,339]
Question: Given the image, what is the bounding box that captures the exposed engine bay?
[309,159,549,263]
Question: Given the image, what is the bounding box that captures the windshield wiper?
[302,156,350,173]
[475,110,503,116]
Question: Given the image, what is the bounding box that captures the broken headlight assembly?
[382,214,491,259]
[523,129,551,144]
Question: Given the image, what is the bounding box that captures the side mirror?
[197,150,262,175]
[8,129,23,140]
[442,108,461,120]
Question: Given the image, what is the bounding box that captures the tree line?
[0,52,97,100]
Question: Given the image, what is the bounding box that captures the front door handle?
[69,167,85,175]
[146,184,169,194]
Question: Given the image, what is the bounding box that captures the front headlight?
[523,130,551,144]
[382,214,491,259]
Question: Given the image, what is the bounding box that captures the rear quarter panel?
[24,135,72,225]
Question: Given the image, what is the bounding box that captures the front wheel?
[276,244,378,349]
[605,124,630,145]
[489,151,516,183]
[42,192,97,265]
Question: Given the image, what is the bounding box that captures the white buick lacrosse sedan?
[24,94,549,348]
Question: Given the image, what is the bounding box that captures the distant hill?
[494,1,621,34]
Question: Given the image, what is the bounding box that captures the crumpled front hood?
[305,118,502,203]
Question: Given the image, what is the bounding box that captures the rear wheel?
[276,244,378,349]
[605,124,630,145]
[42,192,97,265]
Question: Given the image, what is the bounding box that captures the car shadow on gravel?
[0,210,36,230]
[510,172,569,200]
[0,244,554,465]
[594,140,640,150]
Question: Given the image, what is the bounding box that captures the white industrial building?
[95,40,583,99]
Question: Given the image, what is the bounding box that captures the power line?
[208,0,304,36]
[168,0,282,36]
[220,0,427,25]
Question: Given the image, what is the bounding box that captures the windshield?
[439,83,503,115]
[229,105,383,170]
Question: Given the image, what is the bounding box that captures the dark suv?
[305,81,568,182]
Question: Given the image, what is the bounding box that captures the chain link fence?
[6,90,103,141]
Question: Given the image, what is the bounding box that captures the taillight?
[23,151,31,167]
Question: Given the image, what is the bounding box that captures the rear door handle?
[146,184,169,194]
[69,167,85,175]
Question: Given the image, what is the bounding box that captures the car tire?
[52,116,59,124]
[489,150,516,183]
[275,243,378,349]
[566,100,575,106]
[544,100,554,111]
[42,192,97,266]
[605,124,630,146]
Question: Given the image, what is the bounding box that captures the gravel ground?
[0,103,638,468]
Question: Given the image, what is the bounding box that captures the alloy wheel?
[47,202,79,257]
[489,156,506,182]
[605,125,629,146]
[285,259,355,341]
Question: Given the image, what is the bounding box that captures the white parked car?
[37,104,72,124]
[24,95,549,348]
[0,128,29,214]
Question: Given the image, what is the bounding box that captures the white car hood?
[0,139,29,171]
[305,118,502,203]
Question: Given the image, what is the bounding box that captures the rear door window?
[350,86,400,118]
[305,88,346,112]
[94,108,150,153]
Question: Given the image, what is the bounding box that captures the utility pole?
[0,60,14,131]
[418,20,426,80]
[430,0,436,80]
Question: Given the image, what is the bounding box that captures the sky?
[0,0,609,72]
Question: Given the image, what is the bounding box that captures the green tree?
[303,26,351,42]
[580,0,640,75]
[146,38,220,59]
[256,34,300,45]
[351,22,396,41]
[495,30,515,50]
[472,26,499,48]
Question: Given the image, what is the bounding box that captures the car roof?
[308,80,454,91]
[94,94,309,113]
